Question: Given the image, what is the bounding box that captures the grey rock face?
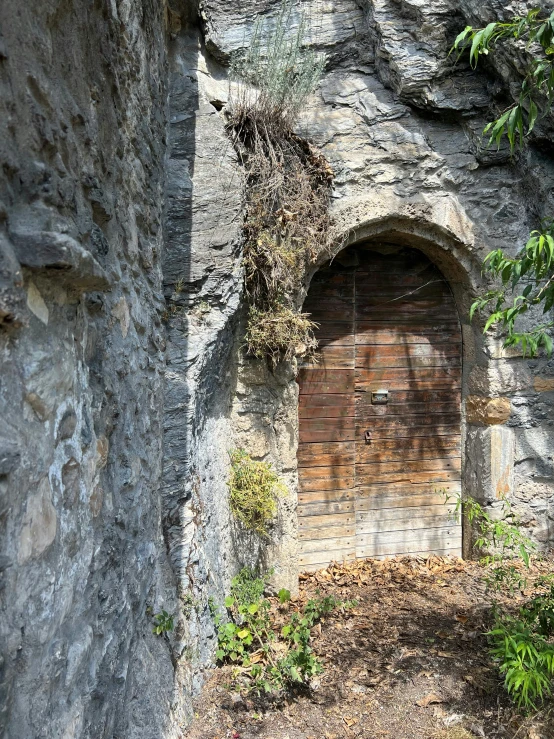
[0,0,183,737]
[2,0,554,735]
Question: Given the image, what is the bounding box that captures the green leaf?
[248,603,259,615]
[224,596,234,608]
[237,628,250,639]
[278,588,291,603]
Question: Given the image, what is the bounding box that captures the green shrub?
[230,567,270,607]
[228,449,287,536]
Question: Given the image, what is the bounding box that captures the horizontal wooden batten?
[299,524,356,540]
[297,440,355,464]
[299,346,355,370]
[299,417,354,434]
[356,457,461,478]
[299,393,355,407]
[358,400,460,417]
[298,463,354,480]
[355,326,461,345]
[355,423,460,440]
[356,343,461,360]
[356,438,461,463]
[298,512,355,528]
[299,404,356,420]
[299,476,355,492]
[354,481,461,498]
[298,499,355,517]
[299,428,356,443]
[356,513,459,536]
[356,503,457,525]
[299,549,356,568]
[356,536,461,560]
[356,467,460,485]
[297,451,355,468]
[356,491,458,511]
[300,536,355,555]
[298,488,355,506]
[355,413,460,433]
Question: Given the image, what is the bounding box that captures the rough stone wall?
[0,1,185,737]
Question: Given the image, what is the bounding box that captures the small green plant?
[489,607,554,709]
[228,449,287,536]
[152,610,174,635]
[230,0,326,129]
[447,493,536,591]
[448,492,554,709]
[230,567,272,606]
[211,572,341,693]
[453,9,554,153]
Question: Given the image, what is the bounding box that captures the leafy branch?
[454,10,554,355]
[453,9,554,152]
[470,221,554,356]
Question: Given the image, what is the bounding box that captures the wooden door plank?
[298,500,355,517]
[299,476,355,492]
[299,525,356,540]
[356,491,459,511]
[299,464,355,480]
[355,481,461,497]
[298,512,356,528]
[300,536,356,554]
[356,503,457,524]
[299,393,354,408]
[356,513,460,535]
[299,404,356,419]
[298,488,355,505]
[299,548,356,568]
[356,468,461,484]
[356,437,461,462]
[355,414,460,432]
[356,457,461,478]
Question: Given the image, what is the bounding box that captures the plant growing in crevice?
[228,449,287,536]
[152,609,174,636]
[227,0,333,365]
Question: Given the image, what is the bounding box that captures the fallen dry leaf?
[416,693,444,707]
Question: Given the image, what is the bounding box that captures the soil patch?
[186,557,554,739]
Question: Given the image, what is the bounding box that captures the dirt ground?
[186,557,554,739]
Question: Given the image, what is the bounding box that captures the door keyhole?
[364,430,371,444]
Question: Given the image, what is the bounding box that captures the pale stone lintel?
[466,395,511,425]
[329,192,475,253]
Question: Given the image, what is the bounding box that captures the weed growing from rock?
[227,0,333,365]
[228,449,286,537]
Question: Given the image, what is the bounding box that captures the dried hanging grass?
[227,0,333,366]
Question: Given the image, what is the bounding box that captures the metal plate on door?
[371,390,389,405]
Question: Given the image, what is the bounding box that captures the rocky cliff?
[1,0,553,736]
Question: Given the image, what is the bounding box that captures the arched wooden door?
[297,247,462,571]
